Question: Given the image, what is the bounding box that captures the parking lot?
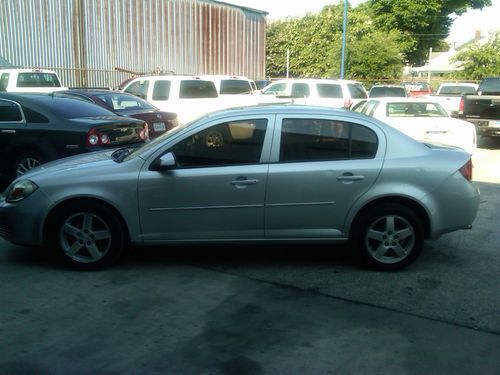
[1,145,499,374]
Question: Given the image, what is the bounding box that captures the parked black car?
[0,92,147,186]
[56,90,178,139]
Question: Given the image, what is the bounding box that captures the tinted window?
[34,97,116,118]
[23,106,49,123]
[95,93,155,112]
[219,80,252,94]
[0,99,23,121]
[291,83,310,98]
[124,80,149,99]
[16,72,61,87]
[478,78,500,94]
[280,118,377,162]
[348,83,368,99]
[316,84,342,98]
[369,86,406,98]
[152,80,171,100]
[179,80,218,99]
[171,119,268,168]
[0,73,9,91]
[438,85,477,95]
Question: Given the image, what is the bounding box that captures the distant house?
[411,31,488,77]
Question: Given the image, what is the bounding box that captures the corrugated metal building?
[0,0,267,88]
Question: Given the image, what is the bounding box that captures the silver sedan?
[0,105,480,271]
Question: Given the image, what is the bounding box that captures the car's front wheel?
[351,204,424,271]
[47,202,127,270]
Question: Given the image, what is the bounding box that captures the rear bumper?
[465,119,500,138]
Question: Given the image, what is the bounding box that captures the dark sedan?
[57,90,178,139]
[0,92,147,186]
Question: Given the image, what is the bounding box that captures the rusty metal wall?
[0,0,267,88]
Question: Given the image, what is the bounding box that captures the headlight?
[5,180,38,203]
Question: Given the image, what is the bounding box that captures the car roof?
[268,78,364,85]
[0,68,58,74]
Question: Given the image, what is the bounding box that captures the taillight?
[86,127,111,146]
[140,123,149,140]
[458,97,464,115]
[459,158,473,181]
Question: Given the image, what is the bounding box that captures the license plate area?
[152,122,166,132]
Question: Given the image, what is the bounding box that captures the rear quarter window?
[179,80,218,99]
[316,84,342,98]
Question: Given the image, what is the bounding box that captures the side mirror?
[150,152,177,171]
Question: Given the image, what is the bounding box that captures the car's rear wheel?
[47,202,127,270]
[351,204,424,271]
[8,150,46,182]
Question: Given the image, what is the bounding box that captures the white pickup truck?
[121,75,255,124]
[0,68,67,93]
[430,82,478,116]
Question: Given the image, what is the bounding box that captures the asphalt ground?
[0,146,499,374]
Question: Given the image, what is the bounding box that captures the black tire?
[10,150,45,181]
[46,201,127,270]
[351,203,424,271]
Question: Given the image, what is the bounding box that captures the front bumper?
[0,191,51,246]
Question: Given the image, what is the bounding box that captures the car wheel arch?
[348,196,431,240]
[43,197,131,246]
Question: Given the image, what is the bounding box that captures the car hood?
[21,150,116,181]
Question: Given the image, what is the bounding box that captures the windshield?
[122,123,189,162]
[386,102,448,117]
[219,80,252,94]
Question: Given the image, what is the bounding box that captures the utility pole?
[286,49,290,79]
[427,47,433,83]
[340,0,347,79]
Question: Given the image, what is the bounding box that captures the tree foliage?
[370,0,491,66]
[265,3,404,79]
[451,32,500,80]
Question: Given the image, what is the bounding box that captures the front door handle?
[231,178,259,186]
[337,173,365,181]
[1,129,16,134]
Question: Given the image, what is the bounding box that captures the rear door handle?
[1,129,16,134]
[337,173,365,181]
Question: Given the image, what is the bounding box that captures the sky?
[225,0,500,46]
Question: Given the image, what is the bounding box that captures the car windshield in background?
[316,83,342,98]
[179,80,218,98]
[348,83,368,99]
[36,97,116,118]
[386,102,448,117]
[369,87,406,97]
[16,73,61,87]
[94,93,155,112]
[220,80,252,94]
[439,85,477,95]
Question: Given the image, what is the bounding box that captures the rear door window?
[280,118,377,162]
[291,83,310,98]
[152,80,171,100]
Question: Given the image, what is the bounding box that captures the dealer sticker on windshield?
[153,122,166,132]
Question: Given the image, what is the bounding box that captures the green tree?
[451,32,500,80]
[370,0,491,67]
[265,3,404,79]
